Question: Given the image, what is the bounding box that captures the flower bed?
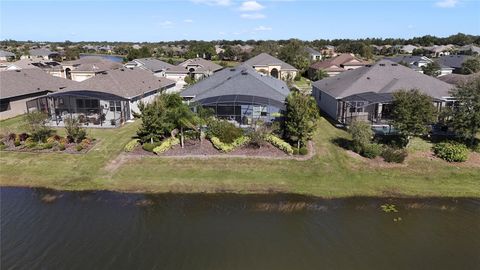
[0,133,96,154]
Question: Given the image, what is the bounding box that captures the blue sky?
[1,0,479,41]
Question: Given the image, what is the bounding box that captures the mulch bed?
[0,139,96,154]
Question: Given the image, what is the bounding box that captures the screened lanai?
[196,94,285,125]
[27,90,130,128]
[338,92,394,125]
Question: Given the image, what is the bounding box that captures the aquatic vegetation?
[381,204,398,213]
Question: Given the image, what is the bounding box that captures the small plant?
[46,136,57,144]
[18,133,29,141]
[142,142,161,152]
[210,136,250,153]
[247,130,266,149]
[264,134,294,155]
[75,144,84,152]
[362,143,383,159]
[124,139,140,152]
[207,120,243,144]
[381,147,408,163]
[293,148,299,155]
[0,141,6,150]
[58,143,66,151]
[433,142,469,162]
[381,204,398,213]
[299,147,308,155]
[65,116,87,143]
[7,133,17,141]
[24,112,52,142]
[153,137,180,154]
[14,138,21,147]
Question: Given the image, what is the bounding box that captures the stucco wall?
[312,86,339,121]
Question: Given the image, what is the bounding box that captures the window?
[109,101,122,112]
[349,101,364,113]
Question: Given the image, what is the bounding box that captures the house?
[164,58,223,90]
[320,45,336,58]
[28,68,176,128]
[436,55,474,74]
[305,47,322,61]
[2,59,65,78]
[437,72,480,86]
[62,56,122,82]
[243,53,298,81]
[0,69,76,120]
[308,53,367,79]
[181,65,290,126]
[400,45,418,54]
[423,45,454,57]
[0,50,15,61]
[124,58,174,77]
[385,55,453,76]
[457,44,480,55]
[311,60,454,128]
[21,48,60,60]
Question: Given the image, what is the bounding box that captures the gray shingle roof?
[0,50,15,57]
[63,56,122,72]
[305,47,321,55]
[128,58,174,72]
[312,60,454,99]
[29,48,59,57]
[244,53,298,71]
[61,68,175,99]
[181,64,290,105]
[458,45,480,54]
[0,69,77,99]
[436,55,473,69]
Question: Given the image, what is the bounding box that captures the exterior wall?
[165,73,188,92]
[70,72,95,82]
[312,86,339,121]
[280,70,297,81]
[0,93,48,120]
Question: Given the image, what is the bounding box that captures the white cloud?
[184,19,194,23]
[254,25,272,31]
[191,0,232,6]
[435,0,459,8]
[158,21,174,28]
[240,13,266,19]
[239,1,265,11]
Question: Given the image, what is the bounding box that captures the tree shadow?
[330,137,352,151]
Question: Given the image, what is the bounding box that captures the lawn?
[1,115,479,198]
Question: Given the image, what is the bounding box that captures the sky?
[0,0,479,42]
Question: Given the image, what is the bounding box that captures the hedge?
[153,137,180,155]
[433,142,469,162]
[210,136,250,153]
[264,134,294,155]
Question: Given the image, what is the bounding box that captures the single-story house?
[21,48,60,60]
[386,55,453,76]
[436,55,474,73]
[0,50,16,61]
[124,58,174,77]
[437,72,480,86]
[164,58,223,90]
[62,56,122,82]
[0,69,76,120]
[320,45,336,58]
[2,59,65,78]
[456,44,480,55]
[311,60,454,127]
[305,47,322,61]
[400,44,418,54]
[308,53,367,79]
[423,45,454,57]
[181,64,290,126]
[243,53,298,81]
[27,68,176,128]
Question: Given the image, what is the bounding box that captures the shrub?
[37,143,53,150]
[18,133,29,141]
[349,121,373,154]
[247,130,267,149]
[58,143,66,151]
[0,142,6,150]
[294,74,302,81]
[81,138,91,145]
[75,145,84,152]
[14,139,21,147]
[142,142,161,152]
[382,147,408,163]
[292,148,299,155]
[207,120,243,144]
[124,139,140,152]
[7,133,17,141]
[362,143,383,159]
[153,137,180,154]
[25,140,37,148]
[65,117,87,143]
[46,136,57,144]
[299,147,308,155]
[433,142,469,162]
[210,136,250,153]
[264,134,294,155]
[24,112,52,142]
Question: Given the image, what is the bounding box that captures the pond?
[1,188,479,270]
[79,53,123,63]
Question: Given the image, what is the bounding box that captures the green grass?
[1,116,479,198]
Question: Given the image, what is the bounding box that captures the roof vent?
[230,68,236,71]
[391,63,398,66]
[15,69,21,72]
[241,69,248,75]
[120,68,124,71]
[379,63,385,66]
[367,77,370,80]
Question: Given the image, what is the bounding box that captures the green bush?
[14,139,21,147]
[25,141,37,149]
[433,142,469,162]
[362,143,383,159]
[207,120,243,144]
[58,143,66,151]
[299,147,308,155]
[153,137,180,154]
[349,121,373,154]
[37,143,54,150]
[292,148,299,155]
[264,134,294,155]
[142,142,161,152]
[124,139,140,152]
[75,145,84,152]
[247,130,267,148]
[65,117,87,143]
[381,147,408,163]
[0,141,6,150]
[210,136,250,153]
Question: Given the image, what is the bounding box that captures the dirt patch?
[104,153,141,173]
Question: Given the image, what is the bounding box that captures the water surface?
[1,188,479,270]
[79,53,123,62]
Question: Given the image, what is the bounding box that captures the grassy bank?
[0,115,478,197]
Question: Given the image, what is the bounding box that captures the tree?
[313,69,329,81]
[278,39,310,71]
[461,57,480,75]
[285,91,319,149]
[450,78,480,146]
[391,89,437,139]
[422,62,441,77]
[167,98,198,148]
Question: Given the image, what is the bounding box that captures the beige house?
[164,58,223,91]
[1,59,65,78]
[21,48,60,60]
[62,56,122,82]
[0,69,76,120]
[243,53,298,81]
[0,50,15,62]
[308,53,368,78]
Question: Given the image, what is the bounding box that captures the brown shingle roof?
[310,53,367,71]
